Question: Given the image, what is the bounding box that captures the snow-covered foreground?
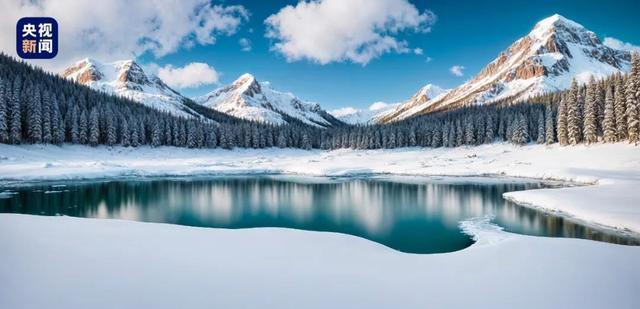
[1,142,639,233]
[1,143,640,308]
[1,214,639,309]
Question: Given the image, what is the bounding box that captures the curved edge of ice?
[460,216,513,249]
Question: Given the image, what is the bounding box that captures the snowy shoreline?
[2,142,640,308]
[1,142,639,233]
[1,213,639,309]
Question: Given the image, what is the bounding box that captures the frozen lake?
[1,176,637,253]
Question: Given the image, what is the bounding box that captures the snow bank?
[1,142,640,232]
[1,214,638,309]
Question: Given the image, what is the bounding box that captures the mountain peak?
[195,73,339,127]
[378,15,631,123]
[61,57,196,118]
[534,14,584,31]
[529,14,598,46]
[237,73,256,81]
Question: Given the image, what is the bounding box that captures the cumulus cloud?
[369,102,394,111]
[157,62,220,89]
[265,0,436,65]
[239,38,252,52]
[413,48,423,55]
[425,56,433,63]
[603,37,640,53]
[450,65,465,77]
[0,0,249,71]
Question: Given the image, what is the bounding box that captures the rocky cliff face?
[379,14,632,123]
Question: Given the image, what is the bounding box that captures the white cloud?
[425,56,433,63]
[239,38,252,52]
[265,0,436,65]
[0,0,249,71]
[157,62,220,89]
[413,48,423,55]
[330,107,359,118]
[603,37,640,53]
[450,65,465,77]
[369,102,393,111]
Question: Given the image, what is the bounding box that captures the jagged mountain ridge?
[62,59,201,119]
[194,73,342,127]
[378,14,632,123]
[330,102,400,125]
[331,84,448,124]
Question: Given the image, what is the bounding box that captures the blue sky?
[138,0,639,110]
[5,0,638,110]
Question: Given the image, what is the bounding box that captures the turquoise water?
[1,176,637,253]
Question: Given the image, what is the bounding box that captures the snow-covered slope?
[330,102,400,124]
[379,14,632,123]
[194,74,342,127]
[62,58,199,118]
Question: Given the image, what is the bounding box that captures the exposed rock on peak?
[62,58,197,118]
[194,74,342,127]
[378,14,632,123]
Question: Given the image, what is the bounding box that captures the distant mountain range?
[62,14,635,127]
[193,73,341,127]
[62,59,205,119]
[330,84,448,124]
[378,14,633,123]
[63,60,341,127]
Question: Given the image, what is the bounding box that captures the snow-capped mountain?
[330,102,400,124]
[379,14,632,123]
[334,84,447,124]
[62,59,199,118]
[194,74,341,127]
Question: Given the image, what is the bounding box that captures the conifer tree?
[79,109,88,144]
[51,98,63,144]
[536,109,545,144]
[89,108,100,146]
[27,86,43,143]
[545,103,555,144]
[106,115,117,146]
[603,84,617,142]
[41,91,52,144]
[70,105,80,144]
[626,70,639,143]
[9,77,22,144]
[614,74,627,140]
[583,78,598,144]
[510,113,529,145]
[0,78,8,143]
[567,79,581,145]
[121,117,130,147]
[556,95,568,145]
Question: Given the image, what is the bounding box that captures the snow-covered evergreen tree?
[89,108,100,146]
[106,114,117,146]
[121,117,130,147]
[545,103,555,144]
[626,67,639,143]
[583,78,598,144]
[0,78,8,143]
[9,77,22,144]
[51,98,63,145]
[510,113,529,145]
[536,109,545,144]
[41,91,52,144]
[78,109,88,144]
[567,79,581,145]
[614,74,627,141]
[603,84,617,142]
